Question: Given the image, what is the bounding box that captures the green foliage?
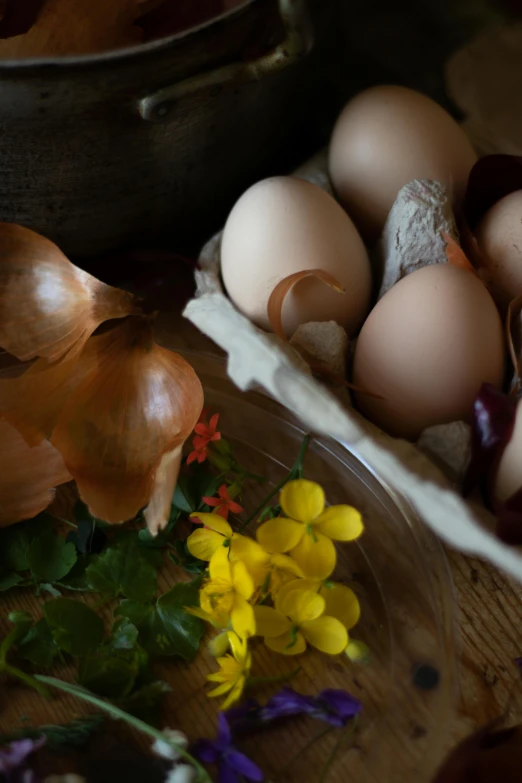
[118,578,204,661]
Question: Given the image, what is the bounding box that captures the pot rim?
[0,0,256,71]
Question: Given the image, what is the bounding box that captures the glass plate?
[176,350,458,783]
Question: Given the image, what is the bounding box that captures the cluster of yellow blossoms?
[186,478,364,709]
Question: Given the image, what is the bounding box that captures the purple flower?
[261,687,361,728]
[193,714,263,783]
[0,737,45,782]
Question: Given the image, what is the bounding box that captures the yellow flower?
[199,546,256,639]
[256,479,363,580]
[277,578,360,630]
[187,512,263,564]
[237,542,305,598]
[254,587,348,656]
[207,631,251,708]
[345,639,370,665]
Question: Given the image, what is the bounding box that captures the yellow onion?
[0,419,71,527]
[0,223,140,362]
[50,316,204,530]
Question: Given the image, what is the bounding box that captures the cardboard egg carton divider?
[183,152,522,583]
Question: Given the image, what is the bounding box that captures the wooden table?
[2,270,522,782]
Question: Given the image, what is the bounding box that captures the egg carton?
[183,152,522,583]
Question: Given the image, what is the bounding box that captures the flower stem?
[3,663,51,699]
[237,434,311,533]
[35,676,211,783]
[246,666,301,689]
[318,716,359,783]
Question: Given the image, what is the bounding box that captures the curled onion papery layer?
[1,337,92,446]
[0,419,71,527]
[144,444,183,536]
[51,316,204,528]
[267,269,345,342]
[442,232,476,274]
[0,223,141,362]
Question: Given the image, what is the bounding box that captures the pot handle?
[138,0,313,123]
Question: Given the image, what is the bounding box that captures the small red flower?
[187,412,222,465]
[202,484,244,521]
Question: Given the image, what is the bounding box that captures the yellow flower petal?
[256,517,304,554]
[189,512,232,537]
[209,546,232,582]
[320,584,361,630]
[231,534,269,564]
[275,578,320,611]
[186,606,224,627]
[280,479,325,523]
[265,630,306,655]
[208,631,231,656]
[290,531,336,580]
[270,553,305,578]
[314,506,364,541]
[222,677,246,709]
[231,560,255,600]
[186,528,226,561]
[208,681,234,698]
[227,630,247,662]
[231,595,256,638]
[254,605,291,637]
[300,616,348,654]
[280,588,325,624]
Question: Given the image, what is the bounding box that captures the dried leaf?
[442,232,476,273]
[267,270,345,342]
[51,317,203,526]
[463,383,516,498]
[0,418,71,526]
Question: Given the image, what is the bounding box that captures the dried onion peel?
[50,316,204,530]
[0,223,140,362]
[0,418,71,527]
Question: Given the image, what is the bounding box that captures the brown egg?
[495,400,522,503]
[353,264,505,440]
[329,85,477,240]
[475,190,522,310]
[221,176,372,337]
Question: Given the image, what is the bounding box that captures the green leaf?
[57,555,95,592]
[67,518,107,555]
[0,714,105,750]
[0,572,24,592]
[78,645,147,700]
[85,534,158,602]
[172,464,223,514]
[44,598,104,656]
[4,611,34,656]
[168,543,206,576]
[110,618,139,651]
[118,578,204,660]
[0,515,53,571]
[115,680,171,724]
[27,530,77,583]
[17,619,59,668]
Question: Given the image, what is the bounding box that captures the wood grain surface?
[2,278,522,783]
